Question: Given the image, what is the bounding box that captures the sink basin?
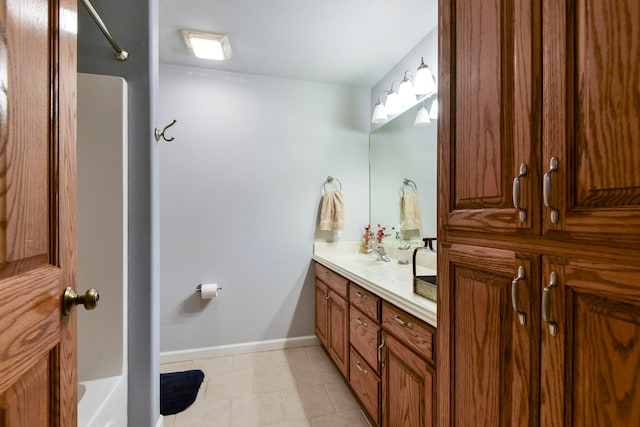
[414,275,437,302]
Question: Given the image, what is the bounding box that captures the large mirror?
[370,102,437,243]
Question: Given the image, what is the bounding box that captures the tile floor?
[160,345,372,427]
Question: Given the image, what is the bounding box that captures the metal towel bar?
[80,0,129,61]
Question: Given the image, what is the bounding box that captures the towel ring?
[401,178,417,194]
[322,176,342,194]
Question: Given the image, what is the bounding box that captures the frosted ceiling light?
[414,104,431,127]
[371,99,389,124]
[414,57,436,96]
[182,30,232,60]
[398,71,416,108]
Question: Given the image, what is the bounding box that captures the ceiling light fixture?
[414,57,436,96]
[384,83,402,116]
[398,71,416,108]
[414,103,431,127]
[371,96,389,124]
[181,30,232,60]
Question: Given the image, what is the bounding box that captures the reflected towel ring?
[401,178,418,194]
[322,176,342,194]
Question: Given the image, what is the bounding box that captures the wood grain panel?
[382,302,435,362]
[3,0,49,263]
[382,332,435,427]
[349,305,380,372]
[454,0,503,203]
[0,354,50,426]
[328,290,349,378]
[315,281,328,348]
[541,258,640,426]
[349,347,380,425]
[0,266,60,392]
[575,0,640,207]
[315,262,348,299]
[350,283,380,322]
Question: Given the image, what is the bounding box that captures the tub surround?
[312,242,437,327]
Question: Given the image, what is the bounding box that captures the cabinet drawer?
[350,347,380,425]
[349,283,381,322]
[349,306,380,372]
[382,301,435,362]
[314,262,348,299]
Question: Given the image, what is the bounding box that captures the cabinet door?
[328,290,349,378]
[381,332,435,427]
[542,0,640,245]
[315,281,329,348]
[437,243,540,427]
[540,257,640,426]
[440,0,541,235]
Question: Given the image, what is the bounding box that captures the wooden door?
[0,0,77,425]
[437,243,540,426]
[315,281,329,348]
[381,332,435,427]
[439,0,541,235]
[542,0,640,245]
[540,257,640,426]
[327,290,349,378]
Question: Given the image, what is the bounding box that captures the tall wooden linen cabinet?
[437,0,640,426]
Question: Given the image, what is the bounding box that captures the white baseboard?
[155,415,164,427]
[159,335,320,364]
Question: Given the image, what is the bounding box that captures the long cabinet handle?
[543,157,560,224]
[542,272,559,336]
[394,315,414,329]
[511,266,527,325]
[512,163,528,222]
[378,336,385,362]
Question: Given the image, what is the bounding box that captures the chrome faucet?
[373,245,391,262]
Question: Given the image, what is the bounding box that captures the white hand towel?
[401,192,422,231]
[320,190,345,231]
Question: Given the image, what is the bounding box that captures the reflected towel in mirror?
[401,192,422,230]
[320,190,345,231]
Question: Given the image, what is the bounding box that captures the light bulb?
[398,76,416,108]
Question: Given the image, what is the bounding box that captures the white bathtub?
[77,73,129,427]
[78,376,127,427]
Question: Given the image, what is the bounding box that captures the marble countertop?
[312,242,437,328]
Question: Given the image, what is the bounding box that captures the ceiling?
[159,0,438,87]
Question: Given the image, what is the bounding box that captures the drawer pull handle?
[323,271,329,276]
[323,293,329,304]
[394,315,414,329]
[355,317,368,327]
[355,361,368,375]
[355,291,367,300]
[511,266,527,325]
[543,157,560,224]
[542,272,558,336]
[512,162,528,222]
[378,337,385,362]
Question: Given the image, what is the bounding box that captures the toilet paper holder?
[195,284,223,293]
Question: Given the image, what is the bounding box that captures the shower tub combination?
[77,73,128,427]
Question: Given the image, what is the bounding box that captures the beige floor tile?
[293,360,344,388]
[206,368,254,400]
[230,392,284,426]
[304,346,331,365]
[270,347,312,367]
[281,384,336,421]
[173,396,230,427]
[191,355,233,374]
[324,382,361,412]
[253,365,298,393]
[232,350,276,371]
[160,360,193,374]
[269,421,311,427]
[309,409,371,427]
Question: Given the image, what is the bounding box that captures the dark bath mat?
[160,369,205,415]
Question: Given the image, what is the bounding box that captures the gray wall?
[159,63,370,353]
[78,0,159,426]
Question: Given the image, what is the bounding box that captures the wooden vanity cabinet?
[381,302,436,427]
[314,263,349,378]
[438,0,640,425]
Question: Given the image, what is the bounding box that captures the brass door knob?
[62,286,100,316]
